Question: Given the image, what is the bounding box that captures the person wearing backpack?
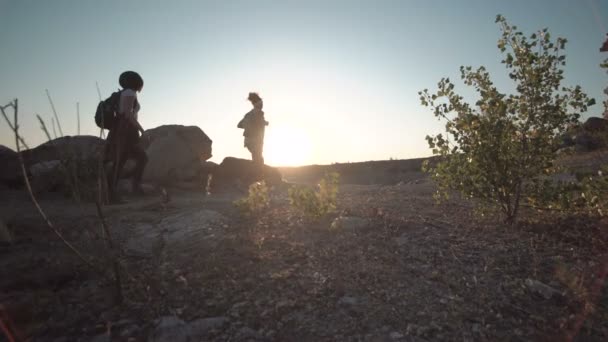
[237,92,268,166]
[105,71,148,203]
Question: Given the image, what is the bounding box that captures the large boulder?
[0,145,22,188]
[583,117,608,132]
[141,125,213,186]
[142,125,212,161]
[21,135,105,167]
[209,157,282,193]
[17,136,104,194]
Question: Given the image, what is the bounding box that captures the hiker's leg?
[130,143,148,192]
[250,141,265,180]
[108,122,128,201]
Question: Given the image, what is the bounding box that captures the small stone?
[525,278,561,299]
[90,334,110,342]
[238,326,262,339]
[338,296,358,306]
[390,331,404,339]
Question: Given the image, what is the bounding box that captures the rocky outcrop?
[141,125,213,186]
[583,117,608,132]
[0,145,22,188]
[560,117,608,152]
[209,157,282,193]
[20,135,104,167]
[0,137,103,192]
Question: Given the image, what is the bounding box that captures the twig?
[45,89,64,137]
[77,102,80,136]
[95,81,103,102]
[95,201,123,304]
[95,82,106,139]
[9,99,100,274]
[0,103,28,149]
[51,117,58,140]
[36,114,81,202]
[564,253,608,341]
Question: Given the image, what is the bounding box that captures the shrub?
[234,181,270,216]
[419,15,595,223]
[288,172,339,219]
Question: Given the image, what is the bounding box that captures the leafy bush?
[419,15,595,223]
[288,172,339,219]
[235,181,270,216]
[526,166,608,217]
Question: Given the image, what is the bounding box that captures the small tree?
[419,15,595,223]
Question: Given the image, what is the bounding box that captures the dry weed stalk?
[45,89,64,137]
[3,99,97,271]
[2,99,123,303]
[35,114,81,202]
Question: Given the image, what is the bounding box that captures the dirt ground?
[1,174,607,341]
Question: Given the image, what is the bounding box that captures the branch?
[0,101,29,149]
[45,89,64,137]
[9,99,103,275]
[95,201,123,304]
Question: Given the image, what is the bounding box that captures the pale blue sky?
[0,0,606,165]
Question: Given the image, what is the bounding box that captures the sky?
[0,0,606,166]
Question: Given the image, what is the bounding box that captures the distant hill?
[278,157,438,185]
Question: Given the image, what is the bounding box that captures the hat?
[119,71,144,90]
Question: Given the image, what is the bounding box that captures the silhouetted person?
[601,33,608,52]
[106,71,148,203]
[238,92,268,166]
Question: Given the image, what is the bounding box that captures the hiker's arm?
[130,116,145,135]
[120,94,144,134]
[238,112,251,128]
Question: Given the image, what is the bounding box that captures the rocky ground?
[1,159,607,341]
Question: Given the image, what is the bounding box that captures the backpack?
[95,90,122,129]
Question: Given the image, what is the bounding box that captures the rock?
[21,135,104,166]
[338,296,358,306]
[159,210,225,247]
[29,160,63,193]
[0,145,22,187]
[330,216,368,231]
[189,316,229,335]
[565,117,608,152]
[17,136,104,194]
[574,132,602,152]
[125,223,159,257]
[390,331,404,339]
[148,315,228,342]
[149,316,187,342]
[394,234,409,247]
[582,117,608,132]
[0,218,13,244]
[89,333,110,342]
[141,125,212,185]
[236,326,263,340]
[142,125,212,160]
[525,278,561,300]
[209,157,282,193]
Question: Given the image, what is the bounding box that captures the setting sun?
[264,125,312,166]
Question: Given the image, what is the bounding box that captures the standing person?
[238,92,268,166]
[107,71,148,203]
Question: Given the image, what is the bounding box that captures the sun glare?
[264,125,312,167]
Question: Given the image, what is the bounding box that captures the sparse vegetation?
[234,180,271,216]
[420,15,596,223]
[288,172,339,219]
